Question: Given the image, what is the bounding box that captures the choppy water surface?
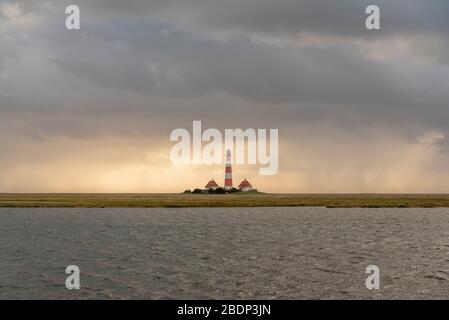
[1,207,449,299]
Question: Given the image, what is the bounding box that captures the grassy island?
[1,193,449,208]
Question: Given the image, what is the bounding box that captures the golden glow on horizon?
[0,130,448,193]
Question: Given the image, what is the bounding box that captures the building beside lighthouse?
[238,178,254,192]
[224,149,233,190]
[205,179,219,191]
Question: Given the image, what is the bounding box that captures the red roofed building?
[238,178,254,192]
[205,179,219,190]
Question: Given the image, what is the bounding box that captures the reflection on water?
[1,207,449,299]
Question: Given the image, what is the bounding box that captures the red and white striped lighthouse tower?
[224,149,233,190]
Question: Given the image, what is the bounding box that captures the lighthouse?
[224,149,233,190]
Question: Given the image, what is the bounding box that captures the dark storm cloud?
[34,21,449,131]
[0,0,447,140]
[2,1,449,110]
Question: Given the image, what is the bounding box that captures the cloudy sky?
[1,0,449,193]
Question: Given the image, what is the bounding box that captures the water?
[1,207,449,299]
